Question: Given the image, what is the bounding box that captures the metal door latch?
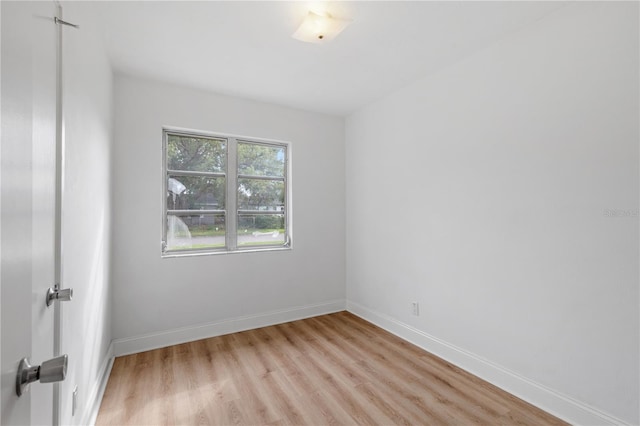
[16,354,68,396]
[46,285,73,307]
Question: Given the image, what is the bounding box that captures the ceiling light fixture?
[292,10,351,44]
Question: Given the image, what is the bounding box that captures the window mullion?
[227,138,238,250]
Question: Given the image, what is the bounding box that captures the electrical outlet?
[411,302,419,316]
[72,385,78,416]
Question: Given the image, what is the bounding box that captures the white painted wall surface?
[111,75,345,342]
[346,3,638,424]
[58,2,114,424]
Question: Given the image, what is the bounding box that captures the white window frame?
[162,128,291,257]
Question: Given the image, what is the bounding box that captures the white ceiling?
[95,1,568,116]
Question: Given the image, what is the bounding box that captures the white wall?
[58,2,114,424]
[346,2,638,425]
[111,75,345,346]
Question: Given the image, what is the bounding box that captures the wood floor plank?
[286,345,393,425]
[316,314,518,423]
[96,312,568,426]
[312,315,498,424]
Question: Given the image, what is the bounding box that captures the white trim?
[81,342,114,426]
[346,301,629,426]
[112,299,346,357]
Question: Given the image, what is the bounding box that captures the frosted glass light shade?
[292,11,351,43]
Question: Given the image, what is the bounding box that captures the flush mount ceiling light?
[292,10,351,44]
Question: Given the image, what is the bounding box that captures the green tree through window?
[163,130,289,254]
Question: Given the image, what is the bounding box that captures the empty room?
[1,1,638,425]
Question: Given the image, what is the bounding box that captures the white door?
[1,1,60,424]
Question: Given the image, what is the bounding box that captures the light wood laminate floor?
[96,312,567,425]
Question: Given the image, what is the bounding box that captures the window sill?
[161,245,292,259]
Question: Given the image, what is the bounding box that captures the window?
[162,129,290,255]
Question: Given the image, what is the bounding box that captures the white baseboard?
[82,341,114,426]
[346,301,629,426]
[112,299,346,357]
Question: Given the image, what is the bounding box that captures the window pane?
[238,178,284,211]
[238,215,285,246]
[238,142,285,177]
[167,176,225,210]
[167,134,226,172]
[166,214,225,251]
